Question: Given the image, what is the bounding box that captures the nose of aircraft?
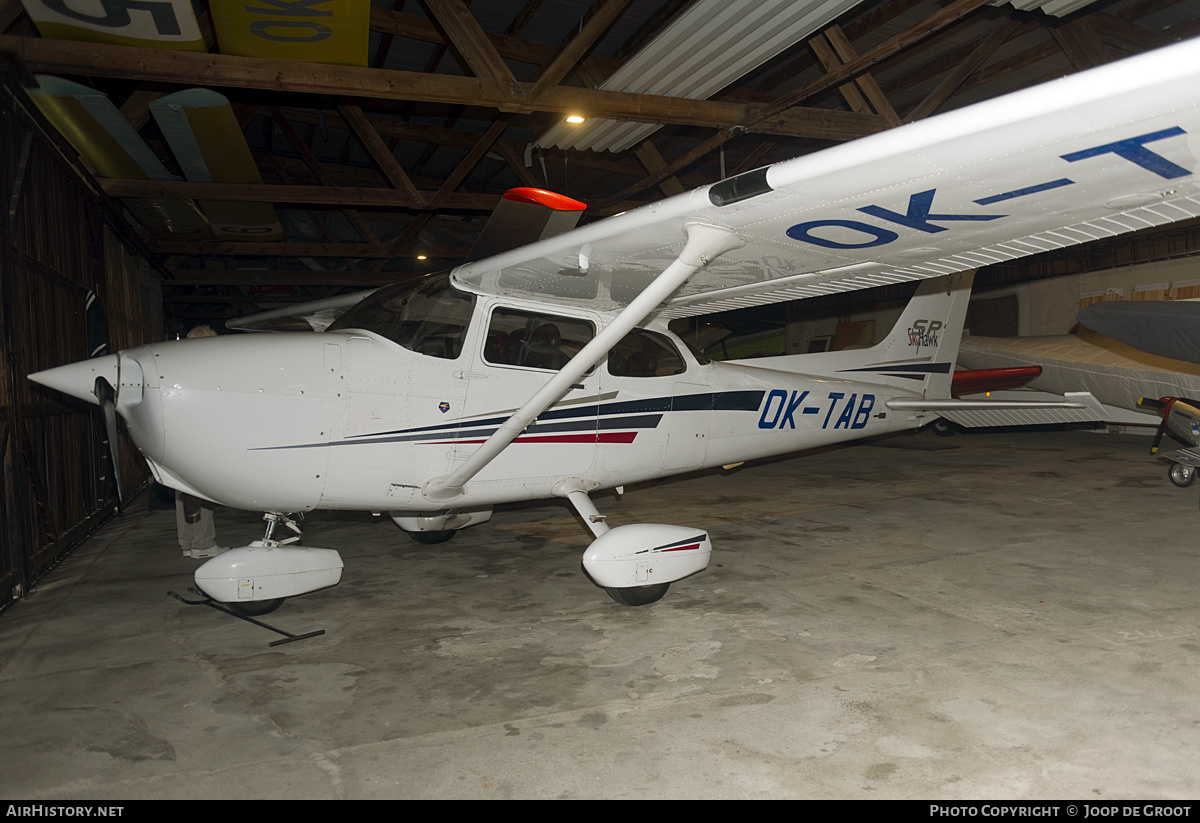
[28,354,119,405]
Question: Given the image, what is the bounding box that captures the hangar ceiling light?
[536,0,862,154]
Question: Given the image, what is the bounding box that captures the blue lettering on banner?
[784,126,1193,250]
[246,0,334,15]
[852,395,874,429]
[822,392,845,428]
[858,189,1004,233]
[780,390,808,429]
[246,0,336,42]
[250,20,332,41]
[759,390,877,431]
[833,394,857,429]
[758,389,787,429]
[1062,127,1191,180]
[785,220,898,249]
[974,178,1073,205]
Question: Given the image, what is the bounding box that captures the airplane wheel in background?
[407,529,456,544]
[605,583,670,606]
[228,598,285,617]
[1168,463,1196,488]
[930,418,958,437]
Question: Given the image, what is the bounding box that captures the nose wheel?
[228,598,285,617]
[605,583,670,607]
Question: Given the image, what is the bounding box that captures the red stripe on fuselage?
[424,432,639,445]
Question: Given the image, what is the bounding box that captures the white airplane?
[28,38,1200,613]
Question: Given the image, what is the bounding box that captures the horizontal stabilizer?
[888,391,1108,427]
[951,366,1042,397]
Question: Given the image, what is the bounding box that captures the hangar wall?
[0,80,159,611]
[970,256,1200,338]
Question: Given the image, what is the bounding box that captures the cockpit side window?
[327,275,474,359]
[607,328,687,378]
[484,307,594,371]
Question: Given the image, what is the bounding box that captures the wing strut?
[423,223,745,503]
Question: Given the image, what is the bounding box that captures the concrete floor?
[1,428,1198,799]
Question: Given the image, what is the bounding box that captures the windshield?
[328,274,475,359]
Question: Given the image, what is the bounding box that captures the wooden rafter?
[1051,18,1110,71]
[429,116,511,207]
[904,18,1022,122]
[422,0,524,102]
[98,180,498,210]
[752,0,994,128]
[634,142,685,198]
[594,0,993,209]
[0,36,886,141]
[150,241,467,258]
[370,6,621,80]
[338,104,425,204]
[821,25,900,127]
[526,0,633,103]
[271,109,382,248]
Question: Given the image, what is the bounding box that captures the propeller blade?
[1138,397,1171,454]
[1151,420,1167,454]
[85,290,110,359]
[93,376,123,507]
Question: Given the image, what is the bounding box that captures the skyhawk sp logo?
[908,319,943,349]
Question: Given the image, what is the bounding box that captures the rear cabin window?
[608,329,687,377]
[328,275,474,359]
[484,308,594,371]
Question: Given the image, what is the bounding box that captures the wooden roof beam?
[271,109,382,248]
[151,242,467,258]
[422,0,524,103]
[526,0,633,103]
[1051,18,1109,71]
[904,18,1021,122]
[337,104,426,204]
[369,6,621,79]
[821,25,901,127]
[99,179,499,209]
[0,36,885,140]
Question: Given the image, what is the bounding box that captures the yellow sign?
[20,0,206,51]
[210,0,368,67]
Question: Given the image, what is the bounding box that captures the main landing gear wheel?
[227,598,285,617]
[407,529,456,545]
[930,418,957,437]
[1168,463,1196,488]
[605,582,670,607]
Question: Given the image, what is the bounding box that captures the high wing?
[451,38,1200,320]
[225,290,377,333]
[225,187,588,333]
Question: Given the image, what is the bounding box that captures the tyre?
[227,598,284,617]
[930,418,957,437]
[407,529,456,544]
[604,583,670,606]
[1168,463,1195,488]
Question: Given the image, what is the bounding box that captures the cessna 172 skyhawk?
[29,38,1200,612]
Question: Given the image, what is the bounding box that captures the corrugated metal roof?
[537,0,862,153]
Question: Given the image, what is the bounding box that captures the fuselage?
[98,278,924,516]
